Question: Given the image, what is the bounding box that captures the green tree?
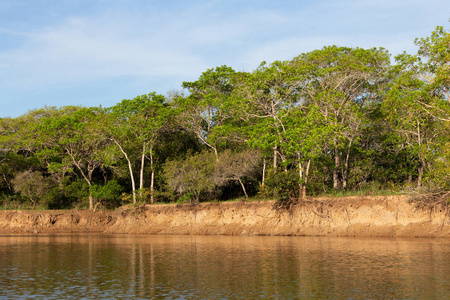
[383,65,437,188]
[108,92,173,203]
[281,105,332,198]
[176,65,237,160]
[37,106,110,209]
[290,46,390,189]
[232,61,297,173]
[385,25,450,189]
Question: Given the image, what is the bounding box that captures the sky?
[0,0,449,118]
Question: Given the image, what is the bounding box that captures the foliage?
[91,180,123,208]
[260,170,299,202]
[1,25,449,209]
[12,170,54,209]
[214,149,261,200]
[164,151,216,203]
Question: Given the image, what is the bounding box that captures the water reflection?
[0,235,449,299]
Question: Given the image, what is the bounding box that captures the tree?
[232,61,297,173]
[108,93,173,203]
[37,106,110,209]
[214,149,261,200]
[281,105,332,198]
[164,151,216,203]
[176,65,237,160]
[12,170,53,209]
[414,26,450,105]
[383,64,438,188]
[290,46,390,189]
[384,25,450,188]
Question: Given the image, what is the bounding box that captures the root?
[273,197,337,220]
[409,191,450,217]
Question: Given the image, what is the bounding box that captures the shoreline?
[0,195,449,237]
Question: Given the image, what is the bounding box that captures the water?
[0,234,449,299]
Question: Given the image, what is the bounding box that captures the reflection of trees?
[1,236,450,298]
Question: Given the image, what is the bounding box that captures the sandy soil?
[0,195,449,237]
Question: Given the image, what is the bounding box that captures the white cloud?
[0,0,449,117]
[0,11,210,90]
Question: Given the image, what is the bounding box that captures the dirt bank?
[0,195,449,237]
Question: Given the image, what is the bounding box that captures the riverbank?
[0,195,449,237]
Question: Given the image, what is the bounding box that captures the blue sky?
[0,0,449,118]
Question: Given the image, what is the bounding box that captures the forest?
[0,26,449,210]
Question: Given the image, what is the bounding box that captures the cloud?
[0,14,209,90]
[0,0,449,117]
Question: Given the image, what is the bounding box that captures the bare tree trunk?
[66,151,95,209]
[194,192,199,204]
[262,158,266,186]
[416,122,424,189]
[238,178,248,201]
[342,139,353,190]
[273,147,278,173]
[302,159,311,199]
[139,144,146,198]
[298,156,311,199]
[150,148,155,204]
[213,147,219,162]
[298,156,303,199]
[417,161,425,188]
[89,194,94,210]
[150,169,155,204]
[333,142,341,190]
[1,170,12,190]
[113,139,136,204]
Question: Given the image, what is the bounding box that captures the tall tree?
[232,61,298,173]
[108,92,172,203]
[176,65,236,160]
[290,46,390,189]
[37,106,110,209]
[384,25,450,188]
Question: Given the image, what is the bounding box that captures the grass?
[316,187,404,198]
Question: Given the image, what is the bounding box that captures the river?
[0,234,449,299]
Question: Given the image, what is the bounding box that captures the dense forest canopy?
[1,26,449,209]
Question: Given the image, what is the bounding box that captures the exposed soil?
[1,195,449,237]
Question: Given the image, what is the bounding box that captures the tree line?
[1,26,449,209]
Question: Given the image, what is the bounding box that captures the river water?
[0,234,449,299]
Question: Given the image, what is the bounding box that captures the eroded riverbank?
[0,195,449,237]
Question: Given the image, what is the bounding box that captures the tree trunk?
[113,139,136,204]
[333,142,341,189]
[262,158,266,186]
[66,150,95,209]
[298,156,311,199]
[150,148,155,204]
[238,178,248,201]
[89,194,94,210]
[194,192,199,204]
[139,144,146,198]
[273,147,278,173]
[150,169,155,204]
[342,139,353,190]
[298,156,303,199]
[417,161,425,188]
[303,159,311,199]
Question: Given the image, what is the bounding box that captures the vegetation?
[0,26,449,209]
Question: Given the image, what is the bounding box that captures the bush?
[260,169,299,202]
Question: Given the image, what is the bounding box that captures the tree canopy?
[1,25,450,209]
